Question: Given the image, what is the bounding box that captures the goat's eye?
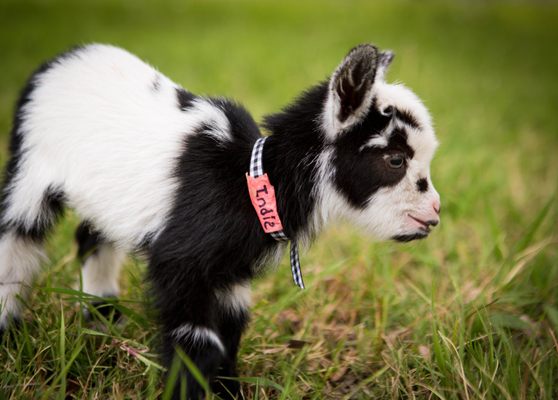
[386,154,405,169]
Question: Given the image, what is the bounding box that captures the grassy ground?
[1,0,557,399]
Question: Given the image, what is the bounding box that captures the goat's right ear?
[329,44,379,125]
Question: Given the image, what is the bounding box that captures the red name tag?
[246,173,284,233]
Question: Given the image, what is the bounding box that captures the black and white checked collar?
[249,137,305,289]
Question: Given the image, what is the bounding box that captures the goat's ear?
[376,50,394,82]
[330,44,378,123]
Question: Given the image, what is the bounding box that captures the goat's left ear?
[328,44,395,127]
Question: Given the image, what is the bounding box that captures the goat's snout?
[408,198,441,233]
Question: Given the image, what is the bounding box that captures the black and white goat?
[0,44,440,399]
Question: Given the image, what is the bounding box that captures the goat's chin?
[391,231,430,243]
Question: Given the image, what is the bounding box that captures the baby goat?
[0,44,440,399]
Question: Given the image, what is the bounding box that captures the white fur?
[373,82,433,131]
[171,323,226,354]
[311,147,336,231]
[2,44,230,250]
[0,233,45,327]
[81,244,126,297]
[360,134,389,150]
[215,282,251,315]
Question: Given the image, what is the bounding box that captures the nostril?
[433,204,441,215]
[426,219,439,227]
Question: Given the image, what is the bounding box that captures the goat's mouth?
[392,232,429,242]
[391,214,433,242]
[408,214,432,234]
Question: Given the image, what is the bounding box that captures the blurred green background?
[0,1,557,399]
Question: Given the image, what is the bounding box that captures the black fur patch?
[396,108,420,129]
[13,186,66,241]
[75,221,104,260]
[163,335,225,400]
[149,98,264,301]
[212,308,248,398]
[261,86,326,240]
[176,88,196,111]
[149,90,324,296]
[333,106,415,208]
[147,98,261,397]
[416,178,428,193]
[148,91,325,397]
[217,307,249,365]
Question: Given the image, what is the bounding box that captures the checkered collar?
[247,137,305,289]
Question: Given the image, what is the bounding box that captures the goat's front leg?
[212,282,251,399]
[150,267,225,400]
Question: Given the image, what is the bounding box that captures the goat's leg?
[0,162,65,333]
[150,262,226,400]
[75,221,126,321]
[212,282,251,399]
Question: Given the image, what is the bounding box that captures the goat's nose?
[426,219,439,227]
[433,199,441,215]
[427,200,441,227]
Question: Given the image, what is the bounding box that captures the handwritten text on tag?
[246,173,284,233]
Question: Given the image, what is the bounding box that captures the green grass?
[1,0,558,398]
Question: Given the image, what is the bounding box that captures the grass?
[1,0,557,398]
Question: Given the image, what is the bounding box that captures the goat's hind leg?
[75,221,126,322]
[0,182,65,333]
[0,232,45,334]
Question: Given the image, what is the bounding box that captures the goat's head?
[318,44,440,242]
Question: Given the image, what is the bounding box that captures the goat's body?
[1,43,441,399]
[1,44,281,398]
